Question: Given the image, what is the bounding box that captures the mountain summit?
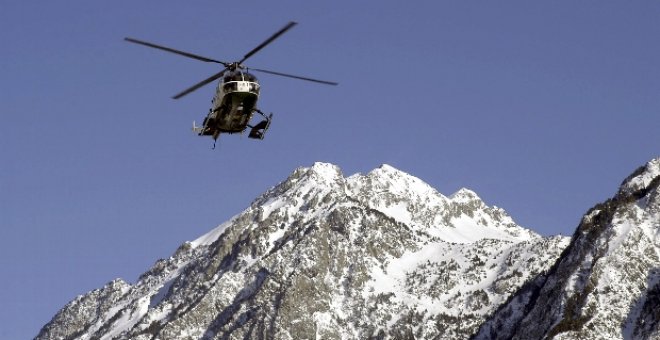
[37,162,568,339]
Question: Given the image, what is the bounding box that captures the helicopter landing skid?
[192,119,221,149]
[248,110,273,140]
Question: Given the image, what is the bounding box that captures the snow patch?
[190,217,236,248]
[100,296,149,340]
[149,279,175,308]
[429,215,526,243]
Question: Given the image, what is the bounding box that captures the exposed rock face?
[46,159,660,339]
[474,158,660,340]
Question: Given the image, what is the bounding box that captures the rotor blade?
[239,21,297,64]
[173,69,226,99]
[125,37,229,65]
[251,68,338,86]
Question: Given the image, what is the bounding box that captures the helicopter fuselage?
[197,70,265,140]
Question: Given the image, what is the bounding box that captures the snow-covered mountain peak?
[286,162,345,191]
[36,162,568,340]
[619,157,660,197]
[369,163,413,179]
[360,163,440,194]
[284,163,536,244]
[450,187,482,203]
[306,161,344,181]
[346,164,447,207]
[250,162,346,209]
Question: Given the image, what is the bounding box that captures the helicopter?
[125,21,337,147]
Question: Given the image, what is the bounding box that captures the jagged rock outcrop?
[474,158,660,340]
[36,162,568,339]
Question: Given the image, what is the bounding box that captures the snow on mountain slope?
[474,157,660,340]
[347,165,539,244]
[36,162,568,340]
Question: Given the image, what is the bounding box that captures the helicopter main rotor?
[124,21,337,99]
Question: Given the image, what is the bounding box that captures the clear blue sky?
[2,1,659,338]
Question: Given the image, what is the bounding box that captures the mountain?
[36,162,569,339]
[474,158,660,340]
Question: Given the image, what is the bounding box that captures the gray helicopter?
[125,22,337,147]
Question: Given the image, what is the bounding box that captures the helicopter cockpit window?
[223,82,238,93]
[249,83,260,94]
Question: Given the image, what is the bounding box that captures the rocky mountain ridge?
[474,158,660,339]
[36,159,659,339]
